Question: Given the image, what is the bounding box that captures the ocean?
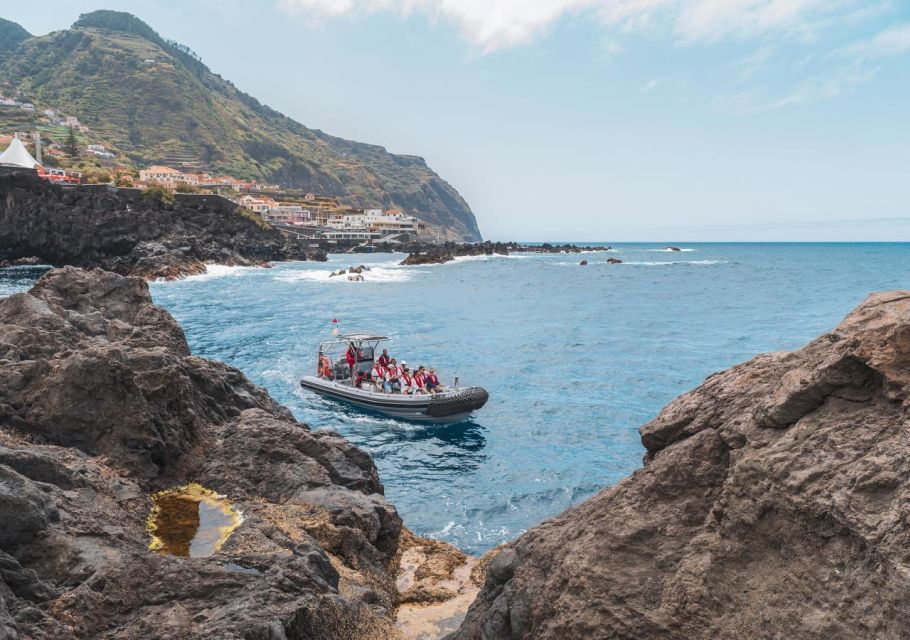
[4,243,910,553]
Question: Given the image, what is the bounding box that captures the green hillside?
[0,10,481,240]
[0,18,31,63]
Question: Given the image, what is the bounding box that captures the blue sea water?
[4,244,910,553]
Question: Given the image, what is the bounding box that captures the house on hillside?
[86,144,115,159]
[236,194,278,215]
[139,165,187,187]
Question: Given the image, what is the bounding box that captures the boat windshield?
[316,336,387,381]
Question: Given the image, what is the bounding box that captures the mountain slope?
[0,10,482,240]
[0,18,31,63]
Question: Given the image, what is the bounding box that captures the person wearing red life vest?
[386,358,401,393]
[345,344,357,378]
[413,366,427,394]
[400,362,414,394]
[371,360,387,392]
[319,355,333,379]
[426,368,441,394]
[377,349,390,368]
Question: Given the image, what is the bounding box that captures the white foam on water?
[619,260,727,266]
[450,254,513,263]
[159,263,266,283]
[274,265,413,283]
[645,248,696,252]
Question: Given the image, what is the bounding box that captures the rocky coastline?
[0,266,476,639]
[0,172,326,282]
[455,290,910,639]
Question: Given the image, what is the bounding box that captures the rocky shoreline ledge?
[0,267,477,639]
[0,172,325,282]
[455,290,910,639]
[399,242,611,265]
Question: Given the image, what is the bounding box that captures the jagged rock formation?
[0,266,407,638]
[455,291,910,639]
[0,172,324,280]
[0,11,482,241]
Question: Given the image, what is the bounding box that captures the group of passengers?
[348,347,442,394]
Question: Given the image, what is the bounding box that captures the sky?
[5,1,910,241]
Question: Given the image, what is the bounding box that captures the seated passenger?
[372,360,387,391]
[400,363,414,394]
[386,358,401,393]
[320,355,333,379]
[426,368,441,393]
[377,348,390,368]
[413,366,427,394]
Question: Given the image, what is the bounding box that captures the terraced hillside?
[0,11,482,240]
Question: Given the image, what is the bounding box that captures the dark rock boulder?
[455,291,910,640]
[0,267,406,639]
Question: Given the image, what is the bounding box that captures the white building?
[86,144,115,159]
[236,194,278,215]
[266,205,311,226]
[139,165,188,187]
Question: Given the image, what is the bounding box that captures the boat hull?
[300,376,488,424]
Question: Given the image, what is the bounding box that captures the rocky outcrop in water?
[398,241,610,266]
[0,172,325,281]
[455,291,910,639]
[0,266,413,638]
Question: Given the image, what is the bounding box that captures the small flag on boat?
[332,318,338,335]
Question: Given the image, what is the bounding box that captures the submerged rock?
[0,267,409,639]
[454,291,910,639]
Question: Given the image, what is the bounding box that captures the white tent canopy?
[0,137,39,169]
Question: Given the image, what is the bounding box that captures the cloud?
[277,0,887,53]
[837,22,910,61]
[715,62,879,113]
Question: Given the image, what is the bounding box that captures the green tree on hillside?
[64,127,78,157]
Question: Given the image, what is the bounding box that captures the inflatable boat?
[300,334,489,423]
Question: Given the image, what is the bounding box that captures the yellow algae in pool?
[147,483,243,558]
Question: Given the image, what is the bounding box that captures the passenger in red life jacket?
[400,362,414,394]
[386,358,401,393]
[413,366,427,394]
[345,345,357,378]
[425,368,441,394]
[377,349,390,368]
[371,360,387,392]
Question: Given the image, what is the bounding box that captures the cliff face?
[0,172,319,279]
[455,291,910,639]
[0,267,405,638]
[0,10,482,241]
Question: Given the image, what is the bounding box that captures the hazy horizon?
[5,1,909,241]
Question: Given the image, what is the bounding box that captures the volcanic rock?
[0,172,316,280]
[0,266,410,639]
[607,257,622,264]
[454,291,910,640]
